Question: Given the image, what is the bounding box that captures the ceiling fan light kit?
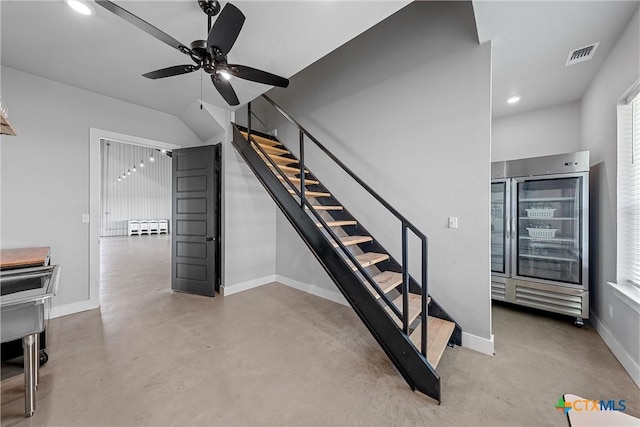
[95,0,289,106]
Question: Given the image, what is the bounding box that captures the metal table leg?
[34,333,39,390]
[22,334,37,417]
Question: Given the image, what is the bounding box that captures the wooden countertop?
[0,247,51,269]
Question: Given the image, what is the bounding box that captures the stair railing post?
[421,235,428,356]
[299,129,305,208]
[247,102,252,145]
[401,222,409,334]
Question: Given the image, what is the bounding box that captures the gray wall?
[492,101,582,161]
[221,132,277,289]
[265,1,492,340]
[0,66,201,308]
[216,104,277,291]
[580,8,639,382]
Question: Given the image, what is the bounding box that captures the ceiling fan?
[95,0,289,106]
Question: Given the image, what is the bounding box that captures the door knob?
[206,237,214,241]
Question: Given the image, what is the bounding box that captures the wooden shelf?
[1,110,17,136]
[1,247,50,269]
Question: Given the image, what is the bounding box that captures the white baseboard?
[462,332,495,356]
[591,312,640,387]
[276,275,349,306]
[49,299,99,319]
[225,275,494,357]
[221,275,276,296]
[276,275,494,356]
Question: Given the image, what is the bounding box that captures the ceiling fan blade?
[212,75,240,106]
[95,1,193,56]
[228,64,289,88]
[207,3,245,57]
[143,65,198,80]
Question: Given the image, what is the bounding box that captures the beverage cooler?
[491,151,589,326]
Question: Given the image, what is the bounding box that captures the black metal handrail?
[247,95,430,357]
[243,127,403,322]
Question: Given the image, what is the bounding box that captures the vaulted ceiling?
[2,1,638,138]
[0,0,409,140]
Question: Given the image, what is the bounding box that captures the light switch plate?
[448,216,458,229]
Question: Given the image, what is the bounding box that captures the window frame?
[617,80,640,290]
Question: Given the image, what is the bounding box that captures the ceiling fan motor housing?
[190,39,208,59]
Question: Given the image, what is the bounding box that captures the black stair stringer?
[232,125,442,403]
[235,126,462,347]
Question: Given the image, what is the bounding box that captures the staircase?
[231,95,461,403]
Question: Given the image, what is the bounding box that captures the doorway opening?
[89,128,180,310]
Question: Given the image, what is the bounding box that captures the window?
[618,88,640,288]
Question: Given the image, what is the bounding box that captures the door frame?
[510,172,589,290]
[89,128,181,310]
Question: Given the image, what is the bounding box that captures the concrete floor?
[1,235,638,426]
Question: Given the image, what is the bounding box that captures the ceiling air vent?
[565,42,600,66]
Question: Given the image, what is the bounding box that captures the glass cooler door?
[491,181,509,276]
[514,175,584,286]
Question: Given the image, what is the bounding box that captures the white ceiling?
[1,0,638,134]
[474,1,639,118]
[0,0,409,119]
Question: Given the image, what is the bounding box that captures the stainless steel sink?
[1,264,60,417]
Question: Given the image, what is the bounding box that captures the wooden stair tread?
[277,175,320,186]
[410,317,456,368]
[262,152,298,166]
[387,293,422,327]
[305,205,343,211]
[315,220,357,228]
[260,144,289,156]
[332,235,372,247]
[267,163,308,175]
[269,154,298,165]
[241,132,280,147]
[347,252,389,270]
[368,271,403,298]
[362,271,402,299]
[288,189,331,198]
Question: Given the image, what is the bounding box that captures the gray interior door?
[172,144,221,296]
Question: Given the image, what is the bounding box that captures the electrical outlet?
[82,214,90,223]
[448,217,458,229]
[609,304,613,318]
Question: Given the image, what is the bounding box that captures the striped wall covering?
[100,139,172,236]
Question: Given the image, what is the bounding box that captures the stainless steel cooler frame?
[491,151,590,325]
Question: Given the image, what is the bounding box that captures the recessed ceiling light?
[507,96,521,104]
[66,0,94,16]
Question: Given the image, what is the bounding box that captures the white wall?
[580,8,640,385]
[0,66,201,309]
[492,101,581,161]
[266,1,493,343]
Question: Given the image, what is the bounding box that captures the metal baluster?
[401,223,409,334]
[299,129,305,208]
[421,235,428,356]
[247,102,252,146]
